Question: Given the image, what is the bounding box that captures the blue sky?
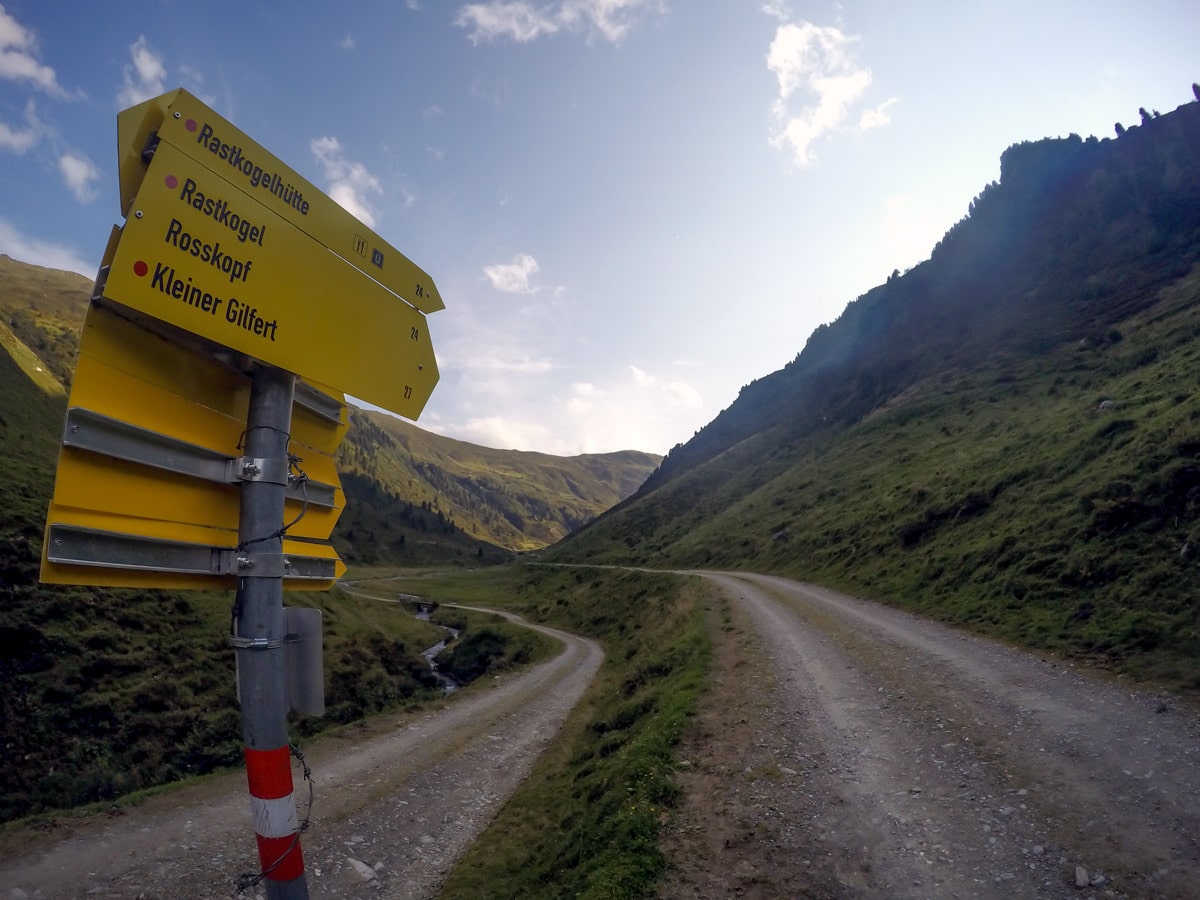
[1,1,1197,456]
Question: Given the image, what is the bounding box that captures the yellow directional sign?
[76,294,350,458]
[117,88,443,315]
[41,503,344,591]
[103,140,439,418]
[39,301,348,590]
[41,86,444,592]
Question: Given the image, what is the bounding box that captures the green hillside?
[338,408,660,552]
[0,260,78,542]
[552,93,1200,690]
[0,255,89,389]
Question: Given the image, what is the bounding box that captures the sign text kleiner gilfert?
[116,88,444,316]
[104,140,439,419]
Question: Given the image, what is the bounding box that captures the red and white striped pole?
[245,745,304,883]
[233,364,309,899]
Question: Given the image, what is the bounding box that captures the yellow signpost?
[103,140,438,418]
[42,88,443,895]
[53,306,345,536]
[116,88,443,315]
[40,302,348,588]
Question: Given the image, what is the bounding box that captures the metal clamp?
[221,550,292,578]
[229,455,290,485]
[229,634,285,650]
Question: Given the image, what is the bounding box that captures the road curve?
[686,572,1200,899]
[0,604,603,899]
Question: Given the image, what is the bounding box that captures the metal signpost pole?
[232,363,309,899]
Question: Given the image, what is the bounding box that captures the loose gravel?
[661,573,1200,899]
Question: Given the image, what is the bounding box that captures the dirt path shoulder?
[0,607,603,899]
[662,573,1200,899]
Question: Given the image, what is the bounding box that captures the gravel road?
[0,607,603,899]
[662,572,1200,899]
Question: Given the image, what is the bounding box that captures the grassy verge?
[385,564,711,899]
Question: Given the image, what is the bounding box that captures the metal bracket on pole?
[230,634,286,651]
[230,456,290,486]
[45,523,339,581]
[224,550,290,578]
[294,381,344,424]
[62,407,338,508]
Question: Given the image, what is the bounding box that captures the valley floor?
[6,573,1200,898]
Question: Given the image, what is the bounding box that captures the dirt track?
[662,573,1200,899]
[0,607,603,899]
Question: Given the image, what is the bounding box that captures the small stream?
[414,603,461,694]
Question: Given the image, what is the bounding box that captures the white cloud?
[558,0,662,42]
[177,65,207,95]
[0,5,64,95]
[761,1,790,21]
[553,364,704,452]
[309,135,383,227]
[0,99,42,152]
[663,380,702,408]
[118,36,166,107]
[437,374,688,453]
[457,2,557,43]
[860,97,898,130]
[340,34,355,49]
[455,0,663,45]
[629,364,702,408]
[0,216,93,276]
[765,19,878,166]
[58,151,99,202]
[453,415,552,451]
[428,351,705,454]
[483,252,541,293]
[459,351,554,375]
[567,381,601,413]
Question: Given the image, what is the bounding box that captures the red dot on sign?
[134,261,148,277]
[165,174,178,189]
[185,119,197,132]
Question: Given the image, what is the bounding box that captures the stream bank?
[414,602,461,693]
